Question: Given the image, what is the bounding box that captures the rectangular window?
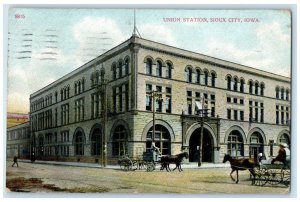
[125,84,129,111]
[240,99,244,105]
[187,91,192,97]
[146,84,152,111]
[119,86,123,112]
[156,86,162,112]
[240,111,244,121]
[227,97,231,103]
[255,108,258,122]
[249,107,253,122]
[195,92,200,98]
[227,109,231,119]
[166,87,172,113]
[261,103,264,108]
[166,95,172,113]
[260,108,264,123]
[113,88,117,112]
[187,98,192,115]
[211,102,215,117]
[211,94,215,101]
[281,111,284,124]
[286,112,289,124]
[276,111,279,124]
[233,98,237,104]
[249,101,253,106]
[234,110,238,120]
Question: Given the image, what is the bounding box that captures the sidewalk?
[18,159,230,169]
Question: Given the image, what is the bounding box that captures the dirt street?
[5,161,290,194]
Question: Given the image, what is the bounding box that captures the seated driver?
[271,143,290,167]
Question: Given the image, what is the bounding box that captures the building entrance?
[189,128,213,162]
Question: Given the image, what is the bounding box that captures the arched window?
[233,77,238,91]
[240,79,244,93]
[145,58,152,75]
[156,61,162,77]
[281,88,284,100]
[166,62,172,79]
[255,82,259,95]
[74,131,85,155]
[100,69,105,82]
[124,58,129,75]
[227,75,231,90]
[112,125,128,156]
[227,130,244,157]
[146,124,171,155]
[211,72,216,87]
[276,86,280,99]
[196,69,201,84]
[260,83,265,96]
[286,89,289,101]
[279,133,290,147]
[74,83,77,95]
[82,79,85,92]
[249,80,253,94]
[64,88,67,100]
[78,81,81,94]
[204,71,209,86]
[118,61,122,78]
[91,128,102,156]
[186,67,193,83]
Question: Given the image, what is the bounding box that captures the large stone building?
[28,35,291,164]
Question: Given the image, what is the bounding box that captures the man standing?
[12,155,18,167]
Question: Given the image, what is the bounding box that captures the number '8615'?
[15,14,25,19]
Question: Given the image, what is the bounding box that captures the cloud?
[72,17,126,65]
[205,21,291,77]
[139,23,178,47]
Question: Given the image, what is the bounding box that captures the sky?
[6,8,291,114]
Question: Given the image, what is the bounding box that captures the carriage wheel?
[253,169,268,186]
[281,168,290,187]
[120,160,132,171]
[146,162,155,172]
[267,169,281,185]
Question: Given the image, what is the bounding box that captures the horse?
[160,152,189,172]
[223,154,256,184]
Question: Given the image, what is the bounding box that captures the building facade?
[29,35,291,164]
[7,122,31,159]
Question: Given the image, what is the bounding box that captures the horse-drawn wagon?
[252,160,290,187]
[117,151,188,172]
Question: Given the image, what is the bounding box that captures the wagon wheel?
[146,161,155,172]
[253,168,268,186]
[281,168,290,187]
[267,169,281,185]
[120,159,132,171]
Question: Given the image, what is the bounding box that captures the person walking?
[12,155,18,167]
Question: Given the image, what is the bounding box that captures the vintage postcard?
[5,7,292,195]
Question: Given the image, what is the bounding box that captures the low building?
[29,35,291,164]
[7,122,31,159]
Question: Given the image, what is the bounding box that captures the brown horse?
[161,152,189,172]
[223,154,256,183]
